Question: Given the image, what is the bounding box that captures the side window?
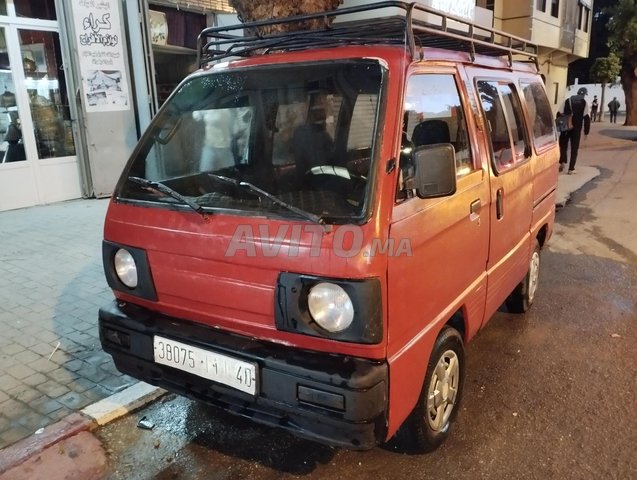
[521,81,557,150]
[477,80,529,173]
[477,80,513,171]
[404,74,474,176]
[498,84,527,159]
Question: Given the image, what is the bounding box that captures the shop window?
[15,0,56,20]
[536,0,547,13]
[550,0,559,18]
[19,29,75,159]
[0,27,26,163]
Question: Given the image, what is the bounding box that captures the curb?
[0,382,164,476]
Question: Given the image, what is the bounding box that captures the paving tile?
[62,359,85,372]
[27,342,58,357]
[27,357,59,374]
[0,424,31,448]
[57,391,89,410]
[2,399,29,420]
[30,396,65,416]
[12,349,41,365]
[15,411,49,432]
[46,368,79,385]
[6,364,36,381]
[7,386,42,404]
[21,372,48,387]
[0,343,25,356]
[36,380,69,399]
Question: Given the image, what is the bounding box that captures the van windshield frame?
[116,59,386,225]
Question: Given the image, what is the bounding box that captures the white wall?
[565,82,625,113]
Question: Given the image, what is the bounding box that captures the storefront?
[0,0,232,212]
[0,0,82,211]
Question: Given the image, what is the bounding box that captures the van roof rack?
[198,1,538,70]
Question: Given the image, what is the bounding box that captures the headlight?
[114,248,138,288]
[308,282,354,332]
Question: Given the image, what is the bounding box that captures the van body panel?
[385,63,491,435]
[105,202,390,359]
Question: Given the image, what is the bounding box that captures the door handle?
[496,188,504,219]
[470,199,481,222]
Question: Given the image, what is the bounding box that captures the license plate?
[153,336,257,395]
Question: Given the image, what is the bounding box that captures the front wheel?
[397,326,465,453]
[506,240,541,313]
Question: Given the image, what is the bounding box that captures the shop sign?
[70,0,130,112]
[428,0,475,21]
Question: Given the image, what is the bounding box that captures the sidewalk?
[0,119,635,475]
[0,199,134,449]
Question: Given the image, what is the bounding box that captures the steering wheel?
[304,165,367,205]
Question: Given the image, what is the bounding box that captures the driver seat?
[292,107,334,187]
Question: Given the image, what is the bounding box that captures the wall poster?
[70,0,130,112]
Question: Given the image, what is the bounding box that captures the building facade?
[0,0,232,212]
[477,0,593,113]
[0,0,592,212]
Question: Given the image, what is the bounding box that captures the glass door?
[0,0,81,211]
[18,28,75,160]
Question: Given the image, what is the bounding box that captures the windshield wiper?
[207,173,324,225]
[128,176,205,217]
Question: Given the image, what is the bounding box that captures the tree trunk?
[597,82,606,122]
[620,54,637,126]
[599,81,607,123]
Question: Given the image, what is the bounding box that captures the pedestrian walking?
[608,97,620,123]
[591,95,599,122]
[559,87,591,175]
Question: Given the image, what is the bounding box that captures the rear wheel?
[397,326,465,453]
[507,240,541,313]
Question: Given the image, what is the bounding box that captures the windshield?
[118,60,384,223]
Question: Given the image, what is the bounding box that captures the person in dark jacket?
[559,87,591,174]
[608,97,620,123]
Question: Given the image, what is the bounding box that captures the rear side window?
[520,81,557,149]
[477,80,529,173]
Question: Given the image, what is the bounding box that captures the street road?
[97,136,637,479]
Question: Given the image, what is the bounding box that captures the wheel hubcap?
[426,350,460,432]
[528,251,540,302]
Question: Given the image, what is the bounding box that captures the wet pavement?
[97,245,637,479]
[94,124,637,478]
[0,199,134,448]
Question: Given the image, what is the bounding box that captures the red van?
[99,2,558,452]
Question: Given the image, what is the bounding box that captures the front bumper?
[99,301,388,449]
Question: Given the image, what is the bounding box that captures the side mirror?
[413,144,457,198]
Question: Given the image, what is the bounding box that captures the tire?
[506,240,541,314]
[397,326,465,453]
